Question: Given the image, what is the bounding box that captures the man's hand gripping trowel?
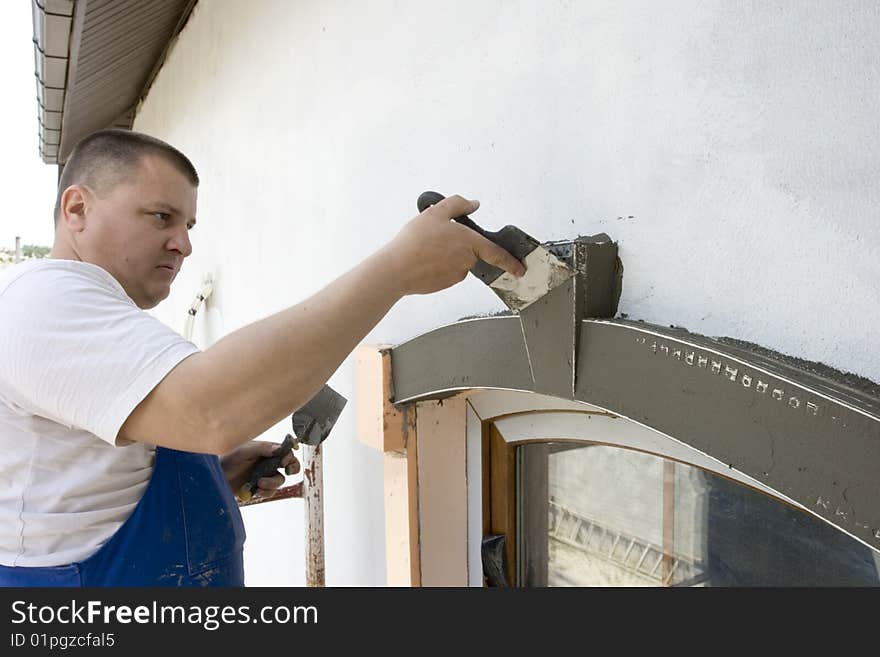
[237,384,347,502]
[417,191,575,313]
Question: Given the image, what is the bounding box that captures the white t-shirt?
[0,259,199,566]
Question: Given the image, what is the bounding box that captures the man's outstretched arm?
[119,196,525,454]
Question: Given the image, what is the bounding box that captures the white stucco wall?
[133,0,880,585]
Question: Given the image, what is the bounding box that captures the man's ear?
[59,185,89,232]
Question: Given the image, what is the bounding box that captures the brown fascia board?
[31,0,197,165]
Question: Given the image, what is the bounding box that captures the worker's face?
[72,155,198,309]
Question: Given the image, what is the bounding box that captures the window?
[518,443,880,586]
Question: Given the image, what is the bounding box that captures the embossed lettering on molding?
[635,337,835,424]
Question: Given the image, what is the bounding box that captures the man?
[0,129,524,587]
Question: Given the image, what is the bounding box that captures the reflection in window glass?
[518,443,880,586]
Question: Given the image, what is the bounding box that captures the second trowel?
[417,191,574,313]
[237,384,347,502]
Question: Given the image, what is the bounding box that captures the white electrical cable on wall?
[182,273,214,342]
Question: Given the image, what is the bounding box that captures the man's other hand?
[221,440,300,501]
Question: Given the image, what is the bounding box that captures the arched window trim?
[391,316,880,555]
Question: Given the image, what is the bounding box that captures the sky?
[0,1,59,250]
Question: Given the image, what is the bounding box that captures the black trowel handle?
[236,434,295,502]
[417,191,493,240]
[416,190,511,285]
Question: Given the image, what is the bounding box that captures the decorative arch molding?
[390,315,880,553]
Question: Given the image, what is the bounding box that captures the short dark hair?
[54,129,199,224]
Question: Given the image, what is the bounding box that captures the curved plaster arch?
[391,316,880,552]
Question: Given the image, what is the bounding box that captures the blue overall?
[0,447,246,587]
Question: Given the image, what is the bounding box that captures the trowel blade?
[489,246,575,313]
[292,384,348,446]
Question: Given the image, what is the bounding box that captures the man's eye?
[153,212,170,221]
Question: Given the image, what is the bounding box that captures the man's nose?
[167,225,193,257]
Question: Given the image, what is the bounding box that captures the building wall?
[133,0,880,585]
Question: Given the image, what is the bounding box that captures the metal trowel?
[417,191,575,313]
[289,384,347,449]
[237,384,347,502]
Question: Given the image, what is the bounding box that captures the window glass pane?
[519,443,880,586]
